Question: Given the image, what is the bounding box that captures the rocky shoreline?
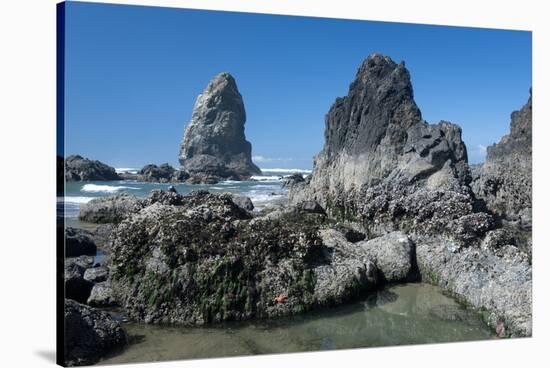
[62,54,532,365]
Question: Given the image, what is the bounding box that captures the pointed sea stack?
[472,91,532,228]
[178,72,261,180]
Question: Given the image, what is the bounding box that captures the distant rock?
[138,163,176,183]
[178,72,262,180]
[64,155,121,181]
[64,299,126,366]
[65,227,97,257]
[472,92,532,229]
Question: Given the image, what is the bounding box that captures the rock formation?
[472,91,532,228]
[64,155,121,181]
[64,299,126,366]
[287,53,531,336]
[288,54,469,218]
[178,72,261,180]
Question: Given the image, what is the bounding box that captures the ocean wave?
[260,168,312,173]
[250,175,282,181]
[61,196,96,204]
[115,168,139,174]
[81,184,140,193]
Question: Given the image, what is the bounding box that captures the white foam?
[250,175,282,181]
[61,196,96,204]
[115,168,139,174]
[81,184,140,193]
[260,168,312,173]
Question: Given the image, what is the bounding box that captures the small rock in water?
[167,185,177,193]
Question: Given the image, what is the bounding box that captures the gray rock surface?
[83,266,109,283]
[415,235,531,337]
[65,227,97,257]
[472,92,532,229]
[64,155,121,181]
[137,163,176,183]
[79,193,142,224]
[356,231,414,282]
[64,299,126,366]
[178,72,261,180]
[87,281,117,307]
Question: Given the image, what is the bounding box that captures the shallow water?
[99,284,493,365]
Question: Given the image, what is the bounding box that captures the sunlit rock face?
[178,72,261,180]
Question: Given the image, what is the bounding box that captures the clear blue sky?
[64,1,532,169]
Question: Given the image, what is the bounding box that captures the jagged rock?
[79,193,142,224]
[178,72,261,179]
[64,299,126,366]
[288,54,470,224]
[472,92,532,229]
[64,155,121,181]
[87,281,117,307]
[83,266,108,283]
[65,227,97,257]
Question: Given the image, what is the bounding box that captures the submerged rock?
[472,92,532,229]
[65,227,97,257]
[64,155,121,182]
[64,299,126,366]
[178,72,261,180]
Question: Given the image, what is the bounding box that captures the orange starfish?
[273,294,288,304]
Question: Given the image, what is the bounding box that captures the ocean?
[60,168,311,226]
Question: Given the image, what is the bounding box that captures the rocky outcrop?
[472,92,532,229]
[65,257,94,303]
[65,227,97,257]
[64,299,126,366]
[288,54,469,218]
[138,163,176,182]
[64,155,121,182]
[79,193,142,224]
[286,53,531,336]
[87,281,117,307]
[106,190,417,324]
[415,235,531,337]
[178,72,261,180]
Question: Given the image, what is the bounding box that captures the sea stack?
[288,53,469,217]
[178,72,261,181]
[472,91,532,228]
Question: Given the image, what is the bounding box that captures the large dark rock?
[64,155,121,182]
[288,54,469,217]
[178,72,262,180]
[472,92,532,229]
[138,163,176,183]
[107,191,397,325]
[65,227,97,257]
[65,258,94,303]
[64,299,126,366]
